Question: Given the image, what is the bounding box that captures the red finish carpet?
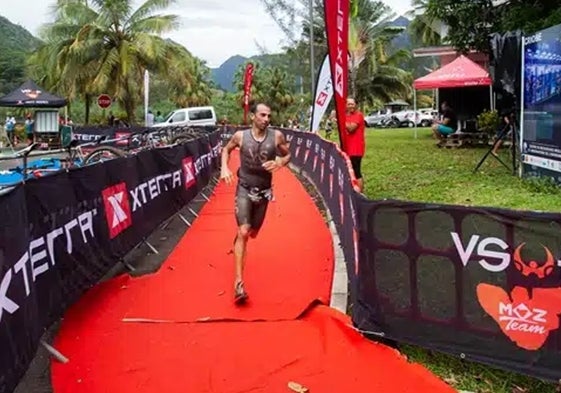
[51,152,455,393]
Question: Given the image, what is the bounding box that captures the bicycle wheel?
[83,146,128,165]
[171,132,196,145]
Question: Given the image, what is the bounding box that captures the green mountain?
[0,15,42,95]
[211,16,419,92]
[210,53,283,92]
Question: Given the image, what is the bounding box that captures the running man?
[220,102,291,304]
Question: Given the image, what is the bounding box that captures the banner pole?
[144,70,149,126]
[309,0,315,96]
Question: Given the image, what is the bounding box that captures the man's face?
[251,104,271,130]
[346,99,356,113]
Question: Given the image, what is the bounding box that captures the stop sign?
[97,94,112,109]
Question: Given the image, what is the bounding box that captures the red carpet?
[51,152,455,393]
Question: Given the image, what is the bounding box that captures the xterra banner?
[280,128,360,303]
[310,54,334,133]
[0,130,221,393]
[353,199,561,382]
[323,0,349,150]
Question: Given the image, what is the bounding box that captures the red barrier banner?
[243,63,254,125]
[323,0,349,150]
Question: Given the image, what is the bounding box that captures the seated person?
[431,101,457,144]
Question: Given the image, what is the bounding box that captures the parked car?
[364,110,388,127]
[389,109,438,127]
[152,106,217,127]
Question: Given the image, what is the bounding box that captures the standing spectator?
[154,111,165,123]
[5,115,16,146]
[24,114,34,145]
[146,110,155,126]
[325,109,336,140]
[108,111,115,126]
[344,98,366,192]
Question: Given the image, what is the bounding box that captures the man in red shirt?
[344,97,365,192]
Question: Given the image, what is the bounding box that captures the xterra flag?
[243,63,254,125]
[310,54,334,133]
[323,0,349,149]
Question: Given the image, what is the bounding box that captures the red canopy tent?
[413,55,492,89]
[412,55,494,137]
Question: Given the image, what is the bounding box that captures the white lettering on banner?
[315,143,320,154]
[338,167,344,188]
[451,232,510,272]
[335,0,345,97]
[129,142,219,213]
[74,134,105,142]
[329,156,335,171]
[130,171,182,212]
[0,209,98,322]
[499,302,547,334]
[306,139,312,149]
[321,149,326,161]
[524,32,542,45]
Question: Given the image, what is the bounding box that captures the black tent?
[0,80,67,108]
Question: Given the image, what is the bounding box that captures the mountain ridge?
[0,15,42,94]
[210,15,414,92]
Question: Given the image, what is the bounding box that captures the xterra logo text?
[102,170,183,238]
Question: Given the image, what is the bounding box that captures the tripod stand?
[473,114,519,175]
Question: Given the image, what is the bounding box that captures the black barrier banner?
[276,128,360,300]
[210,125,561,381]
[0,130,221,393]
[353,198,561,382]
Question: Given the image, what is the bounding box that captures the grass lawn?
[359,128,561,212]
[323,127,561,393]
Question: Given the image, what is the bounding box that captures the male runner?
[220,102,291,304]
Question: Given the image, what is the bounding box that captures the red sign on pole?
[242,63,254,125]
[323,0,349,151]
[97,94,112,109]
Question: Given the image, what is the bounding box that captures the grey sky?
[3,0,412,68]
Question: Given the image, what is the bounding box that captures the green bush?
[477,109,501,134]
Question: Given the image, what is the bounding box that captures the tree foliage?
[26,0,212,124]
[421,0,561,53]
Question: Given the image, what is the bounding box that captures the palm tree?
[407,0,442,47]
[348,0,410,103]
[29,0,208,123]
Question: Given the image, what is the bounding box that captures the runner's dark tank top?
[237,128,277,190]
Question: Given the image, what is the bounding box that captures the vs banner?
[310,54,334,133]
[323,0,349,150]
[243,63,255,125]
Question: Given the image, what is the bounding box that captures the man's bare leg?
[233,224,251,302]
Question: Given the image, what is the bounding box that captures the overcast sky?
[3,0,412,68]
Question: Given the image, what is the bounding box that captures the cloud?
[4,0,413,68]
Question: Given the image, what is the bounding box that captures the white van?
[153,106,217,127]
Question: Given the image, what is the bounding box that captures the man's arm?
[275,131,291,166]
[220,131,241,184]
